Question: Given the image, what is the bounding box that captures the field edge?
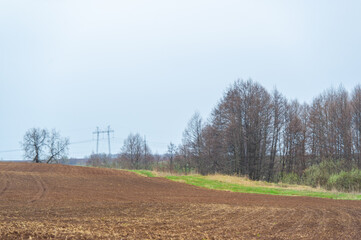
[124,169,361,201]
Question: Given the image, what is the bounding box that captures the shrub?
[327,169,361,192]
[280,172,301,185]
[302,160,343,188]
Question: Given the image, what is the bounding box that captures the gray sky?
[1,0,361,160]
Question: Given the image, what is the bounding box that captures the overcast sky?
[1,0,361,160]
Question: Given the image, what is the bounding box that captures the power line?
[69,139,94,145]
[0,148,22,153]
[0,139,94,154]
[0,133,168,156]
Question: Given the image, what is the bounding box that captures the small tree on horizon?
[167,142,177,172]
[22,128,69,163]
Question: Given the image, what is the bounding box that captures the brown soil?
[0,162,360,239]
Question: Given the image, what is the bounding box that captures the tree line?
[87,133,156,170]
[22,79,361,187]
[176,80,361,181]
[89,79,361,186]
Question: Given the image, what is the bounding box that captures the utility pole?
[107,125,114,156]
[93,127,100,154]
[93,126,114,156]
[144,135,147,164]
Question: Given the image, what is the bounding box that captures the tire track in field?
[28,174,47,203]
[0,162,360,239]
[334,207,361,240]
[270,207,300,233]
[0,173,10,196]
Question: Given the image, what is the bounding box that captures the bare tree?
[202,124,226,174]
[182,112,205,174]
[22,128,69,163]
[308,87,352,165]
[86,153,109,167]
[267,89,286,181]
[281,100,307,175]
[308,95,327,162]
[142,137,153,169]
[22,128,47,163]
[46,129,70,163]
[120,133,152,169]
[351,85,361,167]
[167,142,177,172]
[220,80,271,180]
[176,144,192,174]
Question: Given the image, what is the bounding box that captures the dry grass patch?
[205,174,328,193]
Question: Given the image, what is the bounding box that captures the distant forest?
[88,79,361,191]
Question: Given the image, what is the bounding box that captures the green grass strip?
[127,169,156,177]
[124,169,360,200]
[165,175,361,200]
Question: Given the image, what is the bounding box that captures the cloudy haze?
[1,0,361,159]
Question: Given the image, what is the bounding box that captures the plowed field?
[0,162,360,239]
